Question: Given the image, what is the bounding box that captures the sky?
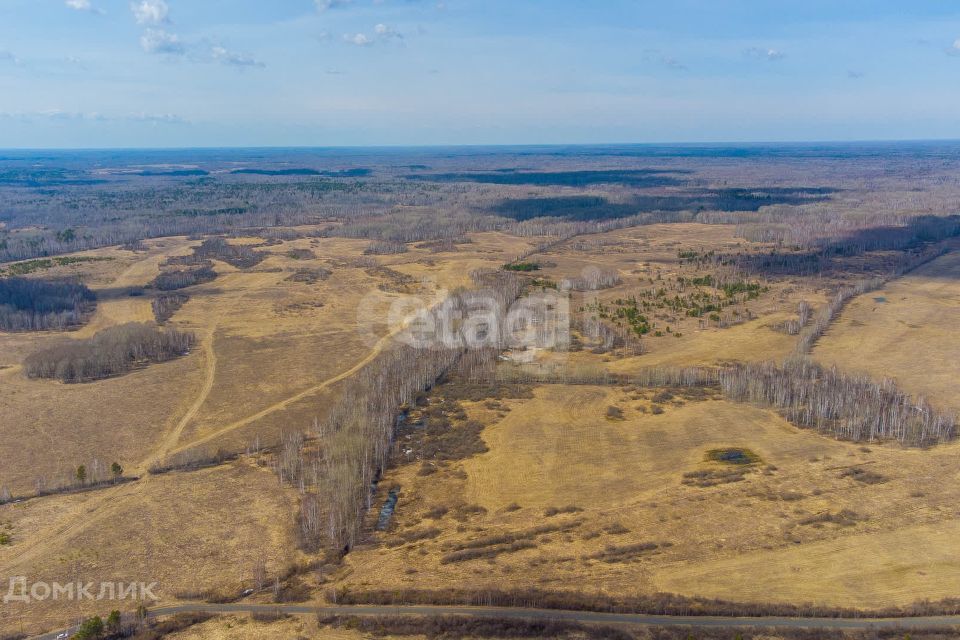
[1,0,960,148]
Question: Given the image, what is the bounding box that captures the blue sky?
[1,0,960,147]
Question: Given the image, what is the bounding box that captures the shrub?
[151,293,189,323]
[193,237,266,268]
[285,267,331,284]
[287,248,316,260]
[364,240,408,255]
[151,264,216,291]
[71,615,103,640]
[838,467,888,484]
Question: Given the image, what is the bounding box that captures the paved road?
[31,603,960,639]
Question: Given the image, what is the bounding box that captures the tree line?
[0,277,95,331]
[719,360,956,447]
[23,322,195,383]
[151,293,190,324]
[276,272,524,553]
[794,245,950,354]
[496,360,954,448]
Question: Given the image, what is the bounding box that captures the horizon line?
[2,138,960,153]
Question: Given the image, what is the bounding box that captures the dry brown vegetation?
[5,146,960,638]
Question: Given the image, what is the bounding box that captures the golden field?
[813,248,960,413]
[342,377,960,609]
[2,221,959,637]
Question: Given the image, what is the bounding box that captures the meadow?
[2,144,960,637]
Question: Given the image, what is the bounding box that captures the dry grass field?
[2,215,958,638]
[519,224,831,371]
[0,231,540,494]
[0,459,296,636]
[162,615,370,640]
[340,380,960,609]
[0,229,547,636]
[813,248,960,414]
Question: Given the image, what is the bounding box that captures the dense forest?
[0,277,95,331]
[3,143,957,269]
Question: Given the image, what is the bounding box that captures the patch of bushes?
[385,526,442,547]
[839,466,888,485]
[286,248,316,260]
[545,505,583,517]
[0,255,114,277]
[23,322,195,382]
[148,447,237,475]
[605,405,625,420]
[451,503,488,521]
[440,539,537,564]
[439,518,584,564]
[502,261,540,272]
[583,541,670,563]
[129,612,215,640]
[424,505,449,519]
[416,238,467,253]
[151,293,189,323]
[796,509,863,528]
[285,267,331,284]
[151,264,217,291]
[335,586,960,620]
[364,240,408,255]
[603,522,631,535]
[705,448,762,465]
[319,614,635,640]
[681,468,751,487]
[193,237,266,268]
[402,401,489,461]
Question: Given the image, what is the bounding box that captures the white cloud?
[64,0,103,13]
[140,28,184,54]
[744,47,785,61]
[137,27,264,68]
[131,0,169,25]
[210,45,264,67]
[343,33,372,46]
[342,24,404,47]
[374,23,403,40]
[316,0,352,10]
[949,39,960,55]
[0,110,187,125]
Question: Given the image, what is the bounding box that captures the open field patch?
[813,248,960,413]
[0,460,296,637]
[339,379,960,609]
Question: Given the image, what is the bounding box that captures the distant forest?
[491,189,836,222]
[1,144,958,272]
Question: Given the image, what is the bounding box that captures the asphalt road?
[30,603,960,639]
